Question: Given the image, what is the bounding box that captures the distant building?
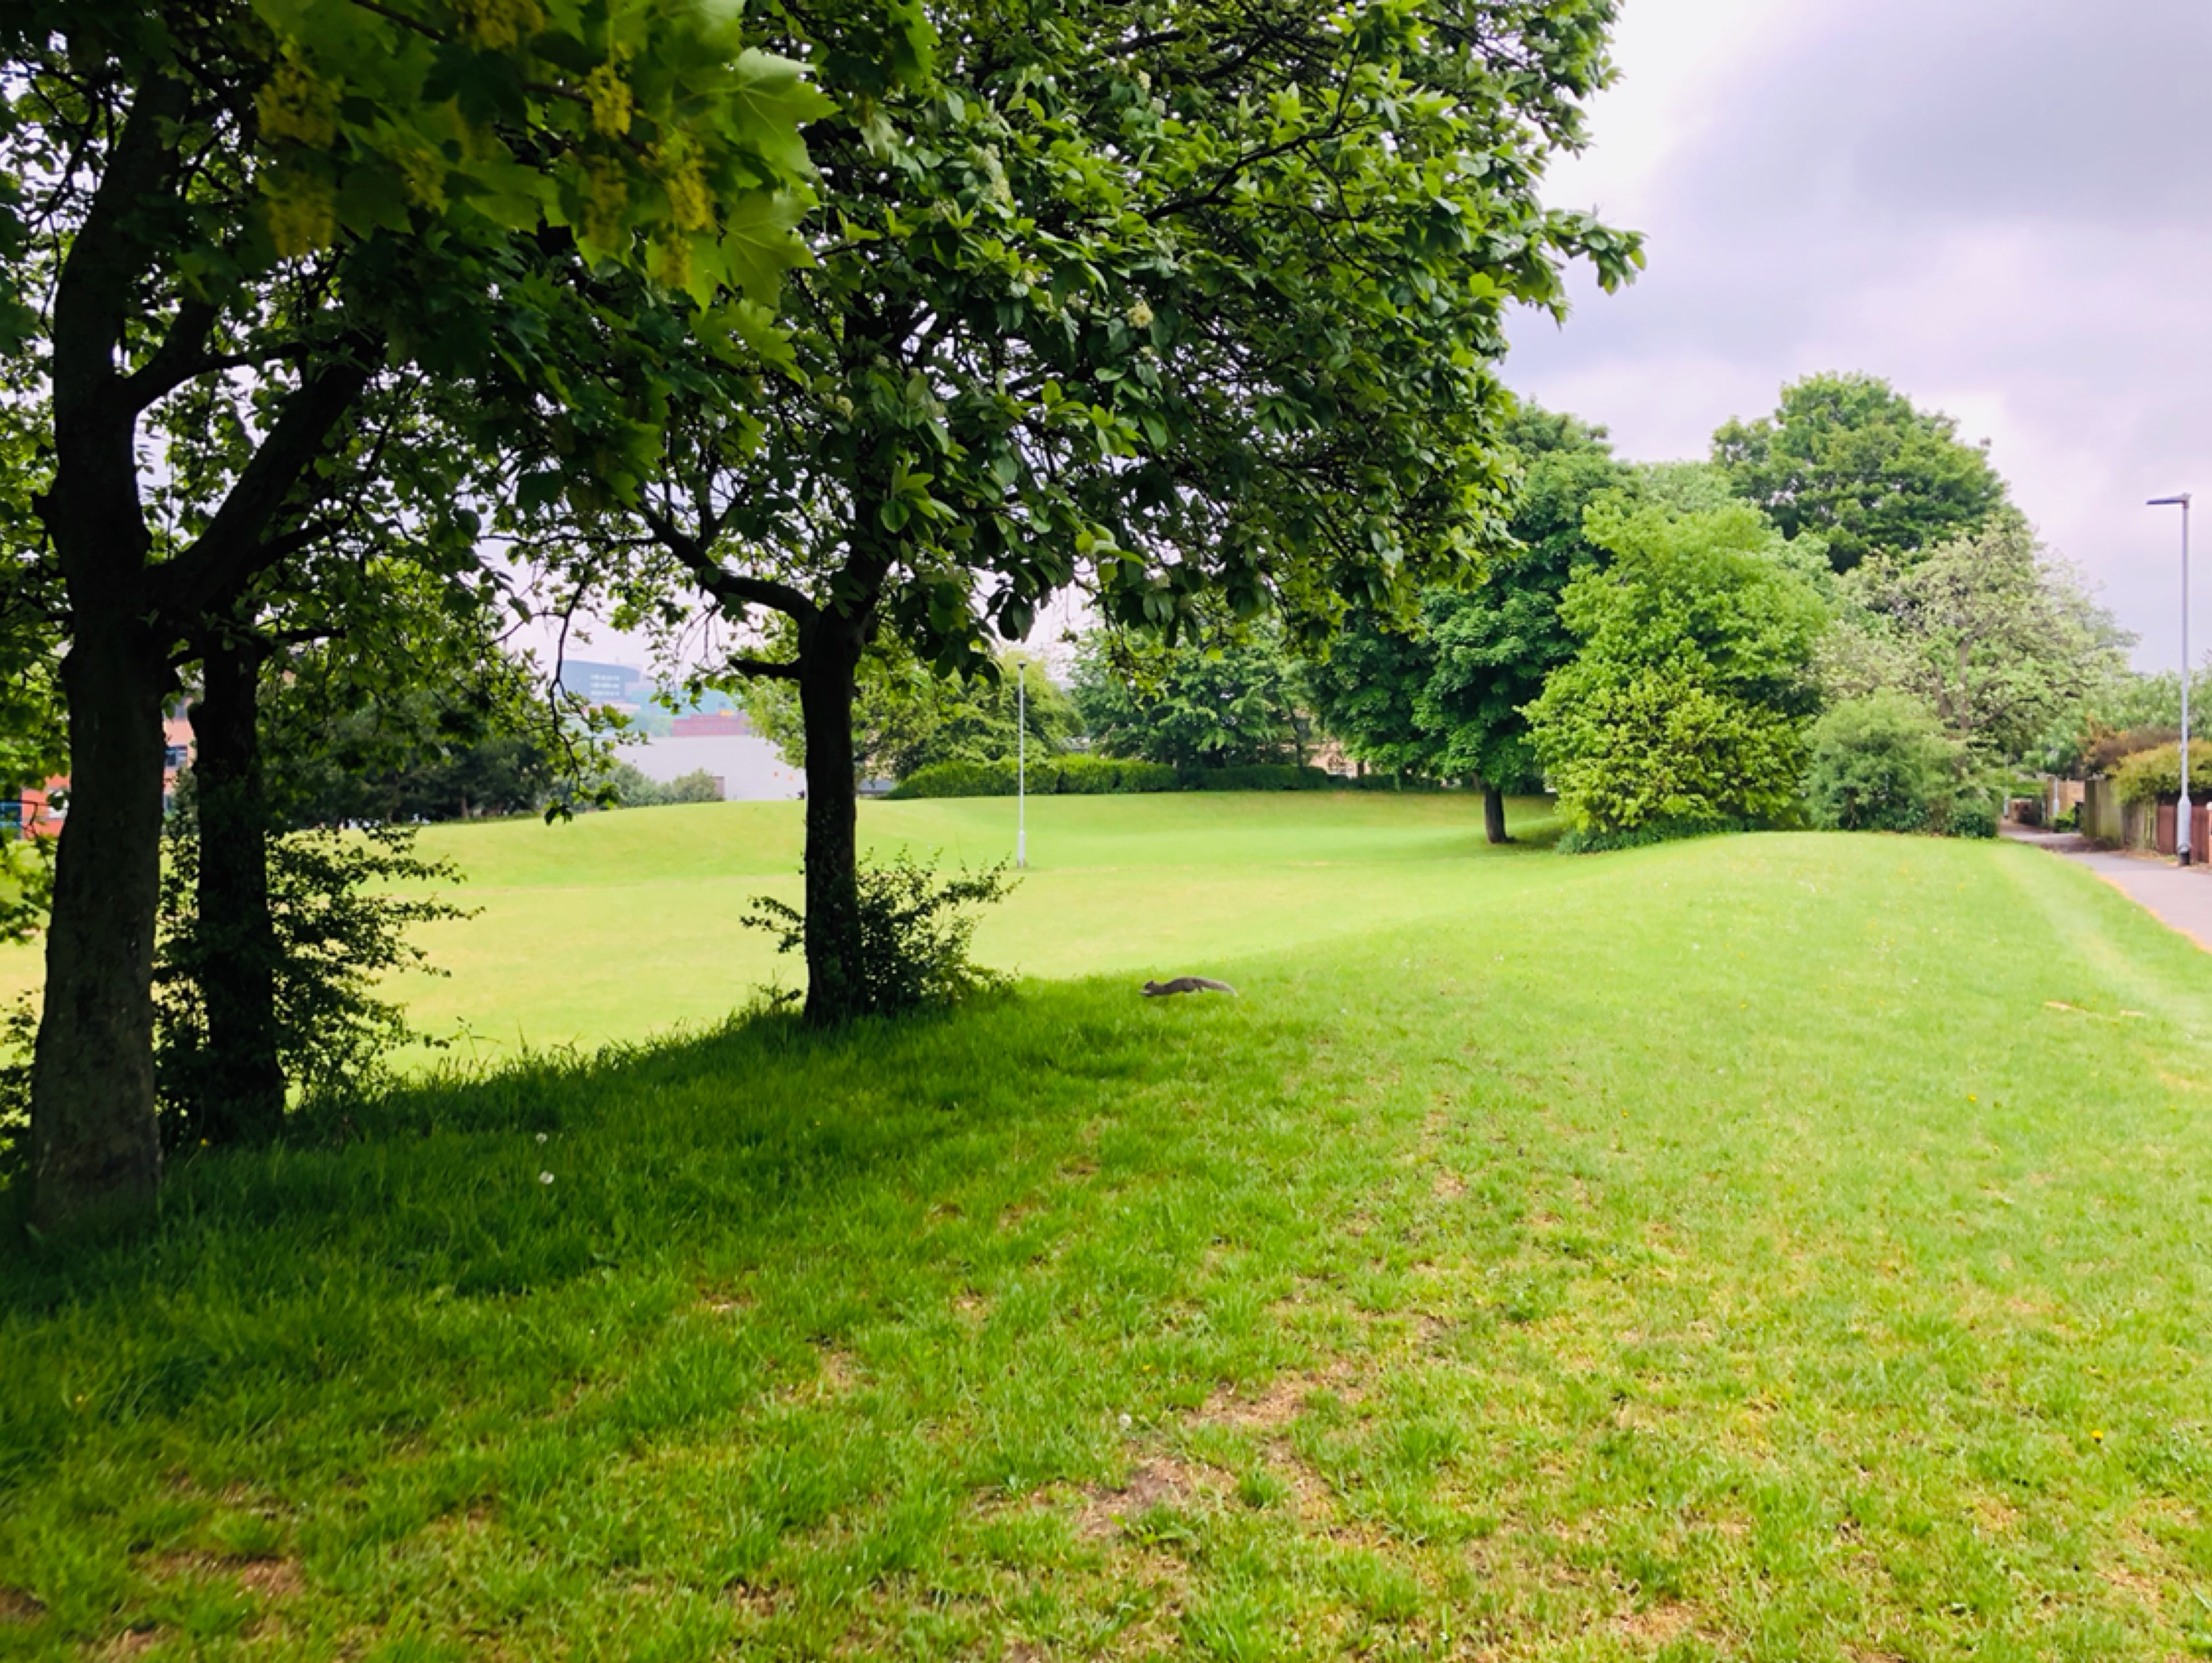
[558,659,646,705]
[671,709,754,738]
[6,713,194,837]
[2,777,66,839]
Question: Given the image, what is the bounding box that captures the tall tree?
[1417,408,1627,839]
[1821,520,2130,765]
[1712,372,2009,573]
[1300,405,1626,839]
[1074,628,1308,772]
[560,0,1639,1021]
[1526,499,1828,836]
[3,0,827,1224]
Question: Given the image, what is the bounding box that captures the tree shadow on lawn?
[0,986,1237,1312]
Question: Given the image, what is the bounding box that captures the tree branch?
[148,338,380,625]
[639,503,818,621]
[48,69,188,473]
[725,655,803,682]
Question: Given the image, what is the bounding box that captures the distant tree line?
[913,373,2138,848]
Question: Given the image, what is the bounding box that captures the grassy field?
[5,804,2212,1660]
[0,792,1564,1059]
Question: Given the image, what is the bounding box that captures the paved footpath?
[2004,826,2212,950]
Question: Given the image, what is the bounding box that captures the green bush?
[1942,791,1999,840]
[889,759,1018,799]
[1178,764,1333,791]
[154,823,471,1139]
[2112,740,2212,807]
[1557,815,1770,854]
[745,853,1014,1016]
[889,755,1182,798]
[1805,692,1958,833]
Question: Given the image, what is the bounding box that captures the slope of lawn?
[6,819,2212,1660]
[0,793,1558,1051]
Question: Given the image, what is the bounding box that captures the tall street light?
[1015,662,1027,870]
[2149,494,2192,865]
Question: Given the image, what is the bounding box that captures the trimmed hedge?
[889,755,1180,799]
[1557,815,1771,854]
[2112,740,2212,808]
[889,757,1338,798]
[1176,764,1333,792]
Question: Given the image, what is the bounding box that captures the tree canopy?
[1073,629,1307,772]
[555,0,1639,1021]
[1712,372,2010,573]
[1527,499,1828,835]
[1819,521,2130,766]
[3,0,834,1223]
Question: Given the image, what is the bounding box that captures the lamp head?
[2149,494,2192,507]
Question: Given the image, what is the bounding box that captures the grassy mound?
[4,826,2212,1658]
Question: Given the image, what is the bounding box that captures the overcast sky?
[1505,0,2212,669]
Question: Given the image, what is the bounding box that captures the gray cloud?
[1509,0,2212,666]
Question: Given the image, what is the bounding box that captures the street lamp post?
[2149,494,2192,866]
[1016,664,1027,870]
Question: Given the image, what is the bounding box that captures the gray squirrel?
[1141,976,1238,998]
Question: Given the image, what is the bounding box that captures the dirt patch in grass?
[1614,1601,1698,1647]
[1196,1361,1364,1431]
[1198,1376,1310,1431]
[727,1579,782,1618]
[1078,1458,1209,1540]
[236,1559,305,1599]
[0,1587,44,1623]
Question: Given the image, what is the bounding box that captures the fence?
[2081,777,2212,853]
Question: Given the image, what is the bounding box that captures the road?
[2004,826,2212,951]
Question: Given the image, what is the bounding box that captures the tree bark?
[1482,781,1509,845]
[190,632,286,1145]
[28,619,170,1227]
[797,619,868,1025]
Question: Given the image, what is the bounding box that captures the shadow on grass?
[0,983,1230,1316]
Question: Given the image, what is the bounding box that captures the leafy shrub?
[746,853,1015,1016]
[1557,815,1771,854]
[1052,755,1179,794]
[1526,501,1826,836]
[889,756,1180,798]
[154,822,470,1138]
[889,759,1017,798]
[0,820,471,1171]
[2112,740,2212,807]
[1536,665,1811,834]
[596,760,724,807]
[1805,692,1959,833]
[1937,790,1999,840]
[1179,764,1333,791]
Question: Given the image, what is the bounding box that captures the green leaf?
[727,51,835,181]
[717,189,813,305]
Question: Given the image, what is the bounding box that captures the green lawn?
[5,805,2212,1660]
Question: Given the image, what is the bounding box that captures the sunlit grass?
[4,816,2212,1660]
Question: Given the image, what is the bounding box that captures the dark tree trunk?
[190,633,286,1145]
[28,619,170,1227]
[1482,782,1510,845]
[797,620,867,1026]
[24,67,368,1222]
